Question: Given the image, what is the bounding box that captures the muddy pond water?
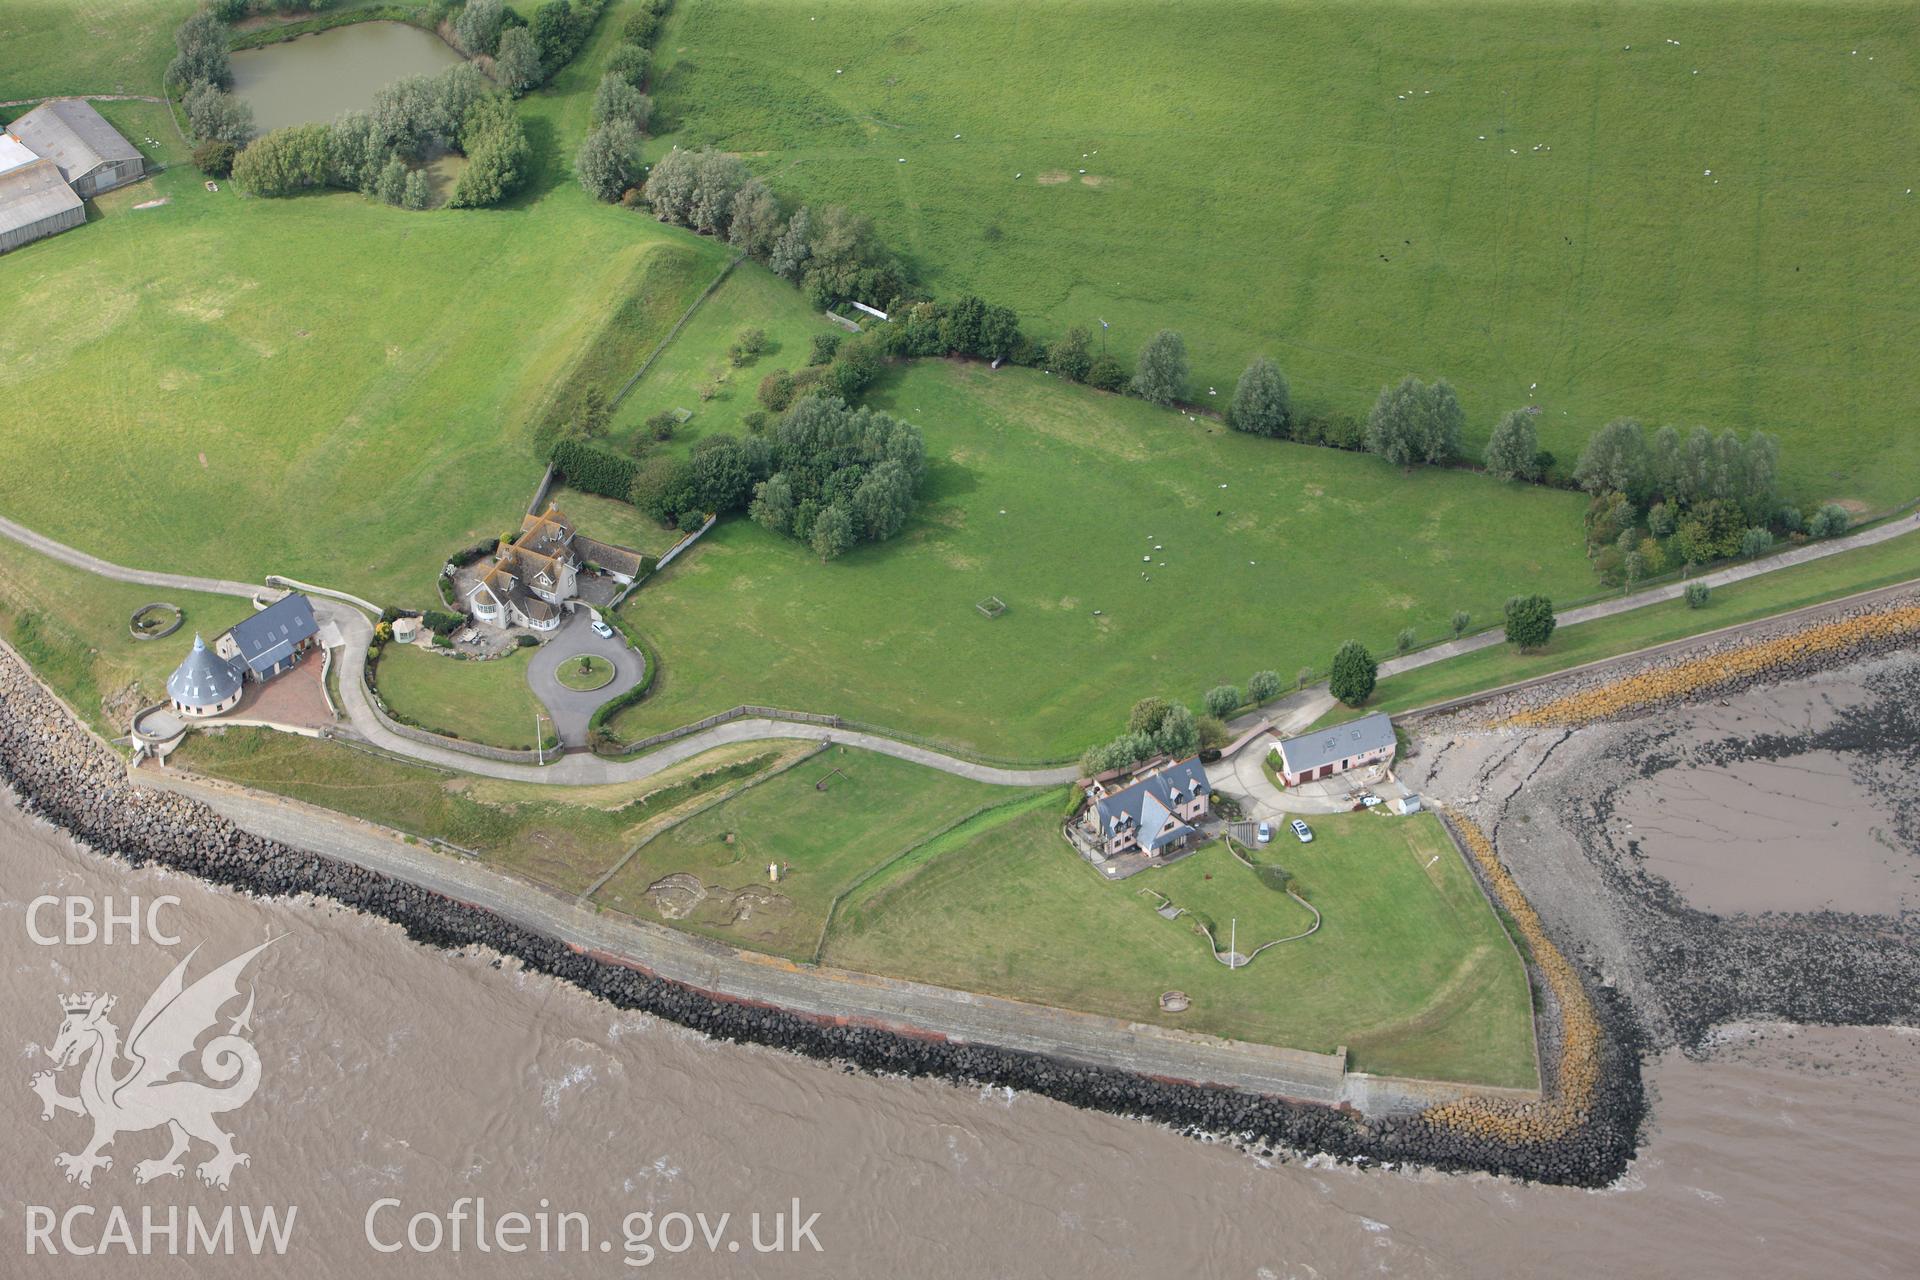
[230,21,465,135]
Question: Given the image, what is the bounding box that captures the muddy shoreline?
[1409,600,1920,1057]
[0,644,1649,1187]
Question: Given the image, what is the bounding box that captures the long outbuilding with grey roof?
[216,593,319,680]
[6,100,145,198]
[1272,712,1396,787]
[0,155,84,254]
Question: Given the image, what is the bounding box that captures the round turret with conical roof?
[166,634,243,717]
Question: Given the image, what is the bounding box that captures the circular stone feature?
[556,654,616,692]
[1159,990,1190,1012]
[128,602,184,641]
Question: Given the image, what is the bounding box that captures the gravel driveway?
[526,611,645,747]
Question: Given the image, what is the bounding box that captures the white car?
[590,619,614,640]
[1256,821,1271,844]
[1291,819,1314,844]
[1361,794,1382,808]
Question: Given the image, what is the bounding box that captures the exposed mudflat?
[1408,647,1920,1052]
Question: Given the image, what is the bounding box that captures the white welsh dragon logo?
[31,938,277,1190]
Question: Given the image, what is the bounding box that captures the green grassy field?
[0,1,731,605]
[610,357,1596,759]
[652,0,1920,509]
[590,744,1030,959]
[824,807,1537,1086]
[1335,523,1920,719]
[372,642,548,749]
[0,0,197,99]
[174,728,803,892]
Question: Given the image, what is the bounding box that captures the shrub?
[1739,526,1774,558]
[1807,503,1851,539]
[1130,329,1188,405]
[1086,352,1128,392]
[515,633,540,648]
[1396,626,1416,654]
[1196,714,1229,750]
[605,42,650,88]
[1484,406,1542,481]
[550,437,639,500]
[1227,356,1290,437]
[1202,684,1241,718]
[1246,669,1280,704]
[645,410,678,441]
[808,333,842,366]
[1296,665,1314,690]
[1450,609,1471,638]
[192,138,236,178]
[576,121,641,201]
[1329,640,1376,707]
[1046,327,1093,382]
[1503,594,1557,651]
[758,369,796,412]
[1685,581,1711,609]
[422,609,464,636]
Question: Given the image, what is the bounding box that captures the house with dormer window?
[1081,756,1212,860]
[466,505,645,632]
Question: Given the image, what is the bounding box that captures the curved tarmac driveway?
[3,509,1914,792]
[525,611,643,747]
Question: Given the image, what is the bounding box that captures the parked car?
[1256,821,1271,844]
[590,619,614,639]
[1291,819,1314,843]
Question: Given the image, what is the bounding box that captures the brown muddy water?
[6,797,1917,1278]
[229,22,463,136]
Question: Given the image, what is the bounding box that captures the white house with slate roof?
[164,594,320,719]
[1081,756,1212,860]
[166,635,244,718]
[1271,712,1396,787]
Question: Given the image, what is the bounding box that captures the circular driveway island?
[525,611,645,748]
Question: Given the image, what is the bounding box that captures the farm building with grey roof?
[6,100,145,198]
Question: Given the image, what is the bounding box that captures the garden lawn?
[608,261,847,453]
[0,0,732,605]
[174,729,799,893]
[1340,522,1920,719]
[590,744,1033,960]
[824,808,1538,1088]
[372,643,547,750]
[546,485,679,559]
[652,0,1920,510]
[610,359,1595,760]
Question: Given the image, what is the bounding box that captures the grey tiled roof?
[0,156,82,236]
[1276,712,1395,775]
[226,594,317,676]
[8,100,141,182]
[1092,756,1210,841]
[166,635,242,706]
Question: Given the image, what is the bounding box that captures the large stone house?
[468,505,644,631]
[1271,712,1396,787]
[1081,756,1212,860]
[164,593,320,719]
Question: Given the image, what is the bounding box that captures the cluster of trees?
[169,11,255,167]
[1081,697,1205,776]
[745,395,927,560]
[572,10,660,199]
[1366,375,1465,470]
[232,64,528,208]
[1568,419,1834,584]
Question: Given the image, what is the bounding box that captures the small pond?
[230,21,465,135]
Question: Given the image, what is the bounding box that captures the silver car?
[1291,819,1313,844]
